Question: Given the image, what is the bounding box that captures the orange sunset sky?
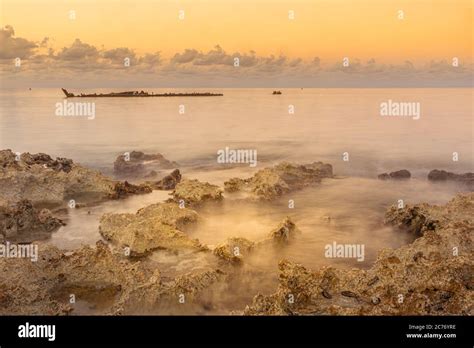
[0,0,472,87]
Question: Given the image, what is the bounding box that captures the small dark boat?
[61,88,223,98]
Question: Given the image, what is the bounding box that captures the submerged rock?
[113,151,177,178]
[213,237,255,264]
[170,179,223,206]
[149,169,182,190]
[214,217,301,265]
[99,202,205,256]
[108,181,152,199]
[428,170,473,188]
[268,217,301,244]
[224,162,333,200]
[244,193,473,315]
[378,170,411,180]
[0,200,65,243]
[0,149,153,207]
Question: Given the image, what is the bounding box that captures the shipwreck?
[61,88,223,98]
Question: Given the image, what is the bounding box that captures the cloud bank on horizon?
[0,25,472,88]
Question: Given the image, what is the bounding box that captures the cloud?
[103,47,136,62]
[56,39,99,61]
[0,26,472,87]
[193,45,232,66]
[171,49,199,64]
[0,25,38,59]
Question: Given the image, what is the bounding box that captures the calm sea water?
[0,88,472,313]
[1,88,472,175]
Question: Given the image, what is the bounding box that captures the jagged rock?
[428,170,474,188]
[0,151,73,173]
[99,203,205,256]
[21,153,74,173]
[0,241,163,315]
[378,170,411,180]
[0,240,226,315]
[113,151,177,177]
[170,179,223,206]
[108,181,152,199]
[384,205,439,237]
[214,218,301,265]
[0,149,153,207]
[0,200,64,242]
[160,269,225,301]
[213,237,255,264]
[224,162,333,200]
[149,169,182,190]
[244,193,473,315]
[268,217,301,244]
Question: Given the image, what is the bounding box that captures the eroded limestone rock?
[267,217,301,244]
[0,200,65,243]
[0,241,161,315]
[148,169,182,190]
[378,170,411,180]
[0,149,151,207]
[224,162,333,200]
[213,237,255,264]
[170,179,223,206]
[108,181,152,199]
[213,217,300,264]
[99,202,205,256]
[113,151,177,178]
[244,193,473,315]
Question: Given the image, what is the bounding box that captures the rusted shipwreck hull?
[61,88,223,98]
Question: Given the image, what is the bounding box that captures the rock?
[213,237,255,264]
[378,170,411,180]
[149,267,227,314]
[0,242,156,315]
[384,205,439,237]
[244,193,473,315]
[268,217,300,244]
[113,151,177,178]
[0,240,226,315]
[99,202,205,256]
[224,162,333,200]
[170,179,223,206]
[0,200,64,242]
[0,151,74,174]
[0,241,163,315]
[108,181,152,199]
[0,149,153,207]
[214,218,301,265]
[428,170,474,187]
[149,169,182,190]
[160,269,225,302]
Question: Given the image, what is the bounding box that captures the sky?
[0,0,472,87]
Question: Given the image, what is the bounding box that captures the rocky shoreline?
[244,193,473,315]
[0,149,472,315]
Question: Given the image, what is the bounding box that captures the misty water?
[0,88,472,314]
